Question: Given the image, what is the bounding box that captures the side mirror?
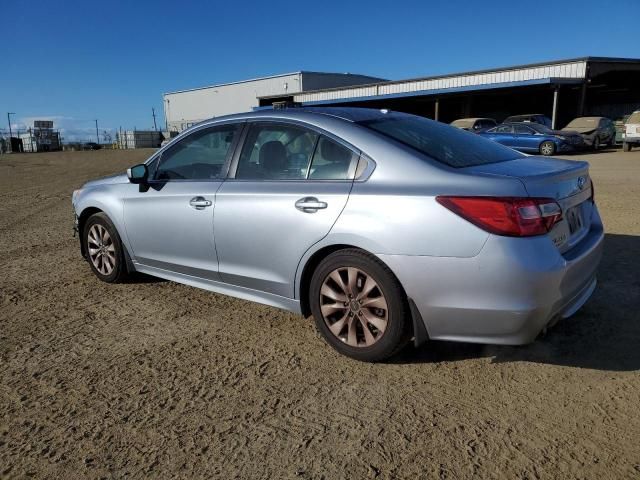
[127,164,148,184]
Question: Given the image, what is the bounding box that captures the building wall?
[163,72,384,132]
[164,73,303,132]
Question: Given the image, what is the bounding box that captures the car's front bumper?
[379,206,604,345]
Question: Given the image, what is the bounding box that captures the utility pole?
[152,107,157,131]
[7,112,15,153]
[94,120,99,144]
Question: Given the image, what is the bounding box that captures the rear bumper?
[379,205,604,345]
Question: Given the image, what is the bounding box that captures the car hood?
[562,126,596,134]
[83,172,128,188]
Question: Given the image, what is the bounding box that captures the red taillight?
[436,196,563,237]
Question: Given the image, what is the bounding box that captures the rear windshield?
[358,114,523,168]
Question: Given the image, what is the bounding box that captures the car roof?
[505,114,546,117]
[197,106,393,125]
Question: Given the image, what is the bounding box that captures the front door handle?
[189,196,212,209]
[295,197,328,213]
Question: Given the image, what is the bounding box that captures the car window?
[236,123,318,180]
[514,125,535,134]
[358,114,522,168]
[495,125,514,133]
[308,136,358,180]
[155,124,239,180]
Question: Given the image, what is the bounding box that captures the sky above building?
[1,0,639,141]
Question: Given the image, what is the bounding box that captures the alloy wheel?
[319,267,388,347]
[87,224,116,275]
[541,142,554,156]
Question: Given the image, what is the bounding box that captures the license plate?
[567,206,582,234]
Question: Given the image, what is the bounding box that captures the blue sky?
[1,0,639,141]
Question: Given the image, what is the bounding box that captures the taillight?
[436,196,563,237]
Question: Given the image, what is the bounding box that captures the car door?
[513,124,538,151]
[485,124,515,147]
[213,121,359,298]
[122,122,243,280]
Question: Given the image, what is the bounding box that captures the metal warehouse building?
[259,57,640,129]
[163,71,384,132]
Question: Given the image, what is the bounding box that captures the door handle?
[189,196,212,209]
[295,197,328,213]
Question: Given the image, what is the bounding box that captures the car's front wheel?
[309,249,410,362]
[539,141,555,156]
[84,212,130,283]
[623,142,632,152]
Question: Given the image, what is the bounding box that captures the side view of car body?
[562,116,616,149]
[72,108,603,362]
[623,110,640,152]
[503,113,552,128]
[450,117,497,133]
[479,122,583,155]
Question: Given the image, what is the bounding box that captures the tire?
[309,248,410,362]
[623,142,632,152]
[609,135,617,148]
[539,141,555,156]
[83,212,130,283]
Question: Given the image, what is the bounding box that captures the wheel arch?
[297,243,427,347]
[78,207,103,258]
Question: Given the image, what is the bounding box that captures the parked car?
[503,114,552,128]
[479,122,583,155]
[450,117,497,132]
[72,108,602,362]
[562,117,616,149]
[622,110,640,152]
[82,142,102,151]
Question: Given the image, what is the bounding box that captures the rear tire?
[623,142,632,152]
[309,249,410,362]
[539,141,555,156]
[83,212,130,283]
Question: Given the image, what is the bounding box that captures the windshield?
[451,119,474,128]
[627,112,640,123]
[566,117,599,128]
[358,114,523,168]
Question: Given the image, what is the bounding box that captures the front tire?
[83,212,130,283]
[309,249,410,362]
[539,141,555,156]
[623,142,632,152]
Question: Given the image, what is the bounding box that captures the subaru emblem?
[577,176,586,190]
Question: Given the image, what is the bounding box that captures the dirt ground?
[1,147,639,479]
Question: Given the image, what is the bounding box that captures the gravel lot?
[1,148,639,479]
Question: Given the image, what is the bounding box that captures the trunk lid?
[463,156,594,252]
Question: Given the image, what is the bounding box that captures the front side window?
[155,124,239,180]
[236,124,318,180]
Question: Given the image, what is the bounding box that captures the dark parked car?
[83,142,102,151]
[479,122,583,156]
[503,114,552,128]
[562,117,616,149]
[450,117,497,132]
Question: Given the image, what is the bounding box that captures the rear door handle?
[295,197,328,213]
[189,196,212,209]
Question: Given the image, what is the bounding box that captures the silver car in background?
[72,108,604,362]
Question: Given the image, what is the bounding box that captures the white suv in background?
[623,111,640,152]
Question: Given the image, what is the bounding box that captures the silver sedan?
[72,108,603,362]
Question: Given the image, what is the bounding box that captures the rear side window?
[236,124,318,180]
[308,137,358,180]
[515,125,535,134]
[358,114,522,168]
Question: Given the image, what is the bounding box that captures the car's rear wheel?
[539,141,555,156]
[84,212,130,283]
[623,142,632,152]
[309,249,410,362]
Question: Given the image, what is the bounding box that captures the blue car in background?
[479,122,584,156]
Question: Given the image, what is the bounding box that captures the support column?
[578,81,587,116]
[551,87,559,130]
[434,98,439,122]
